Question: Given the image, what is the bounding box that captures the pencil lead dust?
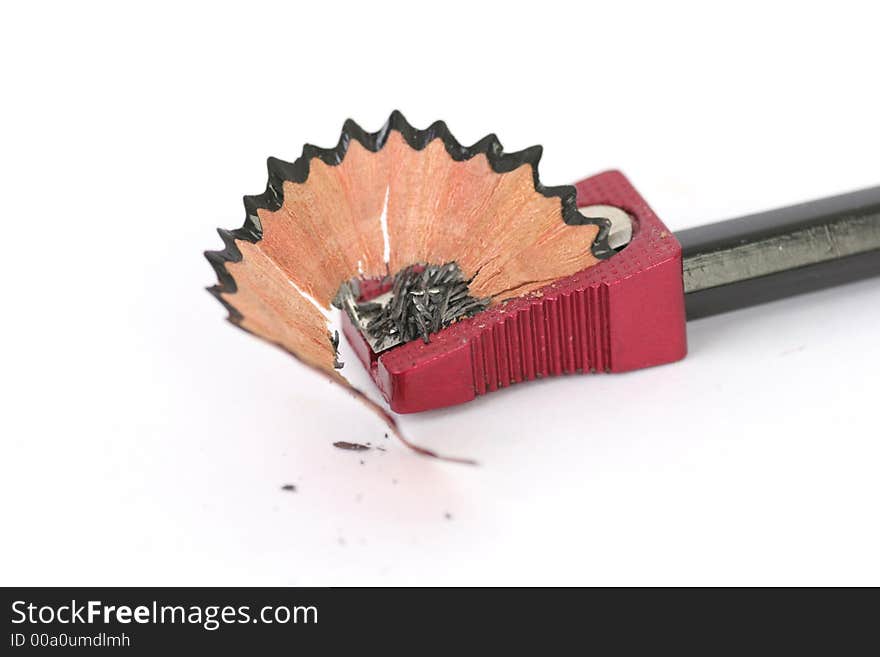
[333,441,371,451]
[330,330,343,369]
[338,262,491,353]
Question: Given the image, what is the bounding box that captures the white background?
[2,1,878,586]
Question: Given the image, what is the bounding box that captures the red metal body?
[342,170,687,413]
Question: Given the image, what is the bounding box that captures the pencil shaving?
[206,111,612,460]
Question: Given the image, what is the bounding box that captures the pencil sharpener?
[342,170,687,413]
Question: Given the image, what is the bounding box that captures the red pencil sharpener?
[342,170,687,413]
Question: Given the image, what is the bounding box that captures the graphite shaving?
[339,262,491,350]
